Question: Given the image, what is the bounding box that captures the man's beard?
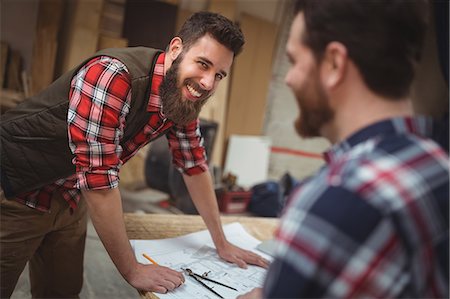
[294,69,334,138]
[159,55,211,126]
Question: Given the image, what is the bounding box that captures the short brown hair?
[295,0,429,99]
[176,11,245,57]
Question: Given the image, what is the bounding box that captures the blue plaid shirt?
[264,116,449,298]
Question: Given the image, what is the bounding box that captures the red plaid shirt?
[16,53,208,212]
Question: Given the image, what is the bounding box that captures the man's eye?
[199,61,208,69]
[215,74,223,81]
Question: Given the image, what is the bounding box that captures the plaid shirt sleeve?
[166,119,209,175]
[264,185,404,298]
[263,130,449,299]
[68,56,131,190]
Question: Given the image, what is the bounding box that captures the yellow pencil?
[142,253,159,265]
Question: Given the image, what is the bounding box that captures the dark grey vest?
[1,47,163,198]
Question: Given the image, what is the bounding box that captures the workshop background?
[1,0,448,298]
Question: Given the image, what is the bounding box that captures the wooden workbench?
[124,213,279,299]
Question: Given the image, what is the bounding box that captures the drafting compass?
[182,268,238,298]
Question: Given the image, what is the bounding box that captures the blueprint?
[130,223,272,299]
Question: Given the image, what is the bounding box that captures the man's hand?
[83,189,184,294]
[237,287,263,299]
[125,263,185,294]
[217,242,270,269]
[182,172,269,269]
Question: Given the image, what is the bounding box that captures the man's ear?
[320,41,348,89]
[168,37,183,60]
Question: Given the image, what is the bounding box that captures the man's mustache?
[184,79,209,100]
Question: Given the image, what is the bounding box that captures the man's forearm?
[182,171,227,247]
[82,188,137,280]
[183,171,270,269]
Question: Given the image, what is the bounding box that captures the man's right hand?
[82,188,185,294]
[125,263,185,294]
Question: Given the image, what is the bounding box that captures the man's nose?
[199,73,215,91]
[284,71,292,88]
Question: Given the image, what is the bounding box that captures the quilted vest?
[0,47,163,198]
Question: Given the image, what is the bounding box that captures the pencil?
[142,253,159,265]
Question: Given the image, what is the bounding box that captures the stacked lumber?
[0,41,25,113]
[0,42,8,89]
[30,0,64,96]
[98,0,128,50]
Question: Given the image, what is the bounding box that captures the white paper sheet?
[130,222,272,299]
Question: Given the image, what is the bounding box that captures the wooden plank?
[56,0,104,75]
[97,35,128,50]
[30,0,64,95]
[21,70,31,98]
[175,8,192,33]
[209,0,237,20]
[0,42,8,89]
[119,147,148,191]
[30,30,58,95]
[5,50,22,91]
[100,0,125,38]
[124,213,278,242]
[137,290,159,299]
[225,13,278,138]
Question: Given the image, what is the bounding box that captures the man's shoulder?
[290,133,448,213]
[338,133,447,207]
[336,132,447,178]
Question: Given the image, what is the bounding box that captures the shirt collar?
[323,116,434,163]
[148,52,165,112]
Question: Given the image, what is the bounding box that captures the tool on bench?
[182,268,237,298]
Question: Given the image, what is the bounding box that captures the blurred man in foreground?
[239,0,449,298]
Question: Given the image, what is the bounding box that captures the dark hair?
[295,0,429,99]
[176,11,245,57]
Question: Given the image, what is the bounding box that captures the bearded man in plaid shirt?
[0,12,268,298]
[239,0,449,298]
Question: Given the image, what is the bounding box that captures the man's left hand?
[217,242,269,269]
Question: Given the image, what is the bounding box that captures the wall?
[179,0,287,25]
[263,0,449,182]
[264,1,327,181]
[237,0,286,25]
[412,2,449,117]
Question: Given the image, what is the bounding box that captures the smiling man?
[160,33,231,125]
[0,12,268,298]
